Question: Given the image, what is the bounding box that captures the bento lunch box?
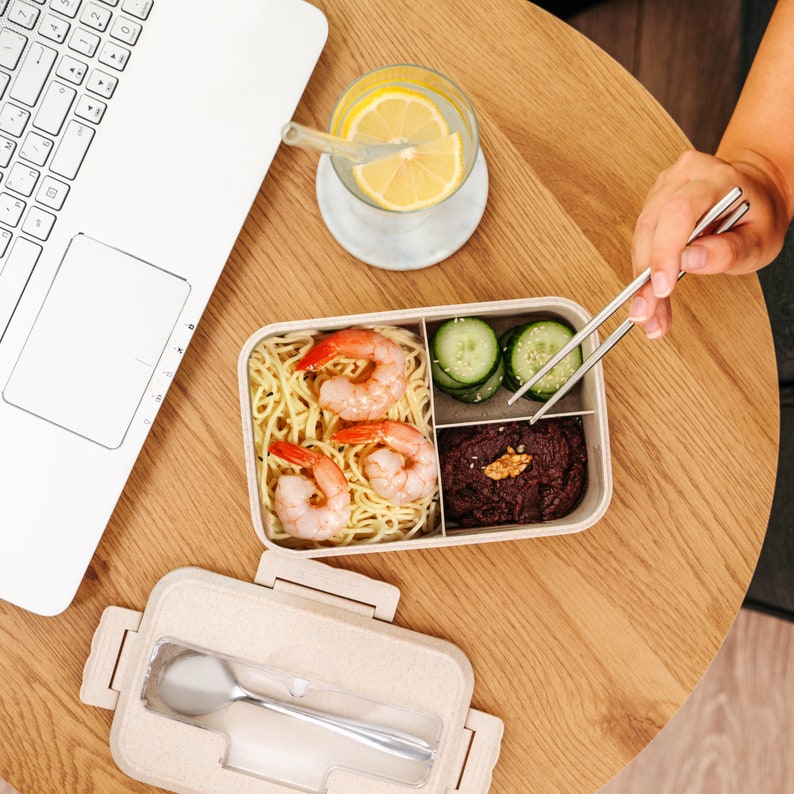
[238,298,613,557]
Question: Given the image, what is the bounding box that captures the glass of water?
[314,64,488,271]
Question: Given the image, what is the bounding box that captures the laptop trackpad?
[3,234,190,449]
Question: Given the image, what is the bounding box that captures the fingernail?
[643,317,662,340]
[651,271,671,298]
[681,245,707,272]
[629,296,648,323]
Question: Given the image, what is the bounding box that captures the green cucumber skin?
[436,355,505,403]
[430,317,500,386]
[430,357,467,390]
[499,327,521,392]
[431,317,583,403]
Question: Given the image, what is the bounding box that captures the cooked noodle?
[248,325,440,549]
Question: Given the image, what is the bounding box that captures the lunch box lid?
[81,554,503,794]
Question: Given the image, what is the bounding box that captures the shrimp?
[331,420,437,506]
[296,329,407,421]
[268,441,351,540]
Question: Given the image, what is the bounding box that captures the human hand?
[629,149,790,339]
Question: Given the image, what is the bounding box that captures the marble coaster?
[316,148,489,271]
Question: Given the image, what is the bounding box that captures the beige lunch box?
[239,298,613,556]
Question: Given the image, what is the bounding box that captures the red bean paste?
[437,417,588,527]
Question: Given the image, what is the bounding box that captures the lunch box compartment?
[238,298,612,555]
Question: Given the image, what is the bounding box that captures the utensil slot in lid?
[141,638,443,792]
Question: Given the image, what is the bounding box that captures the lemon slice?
[341,86,465,212]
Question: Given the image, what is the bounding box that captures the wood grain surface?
[0,1,779,793]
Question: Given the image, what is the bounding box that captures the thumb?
[680,233,747,276]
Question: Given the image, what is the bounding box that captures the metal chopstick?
[504,187,749,422]
[507,187,744,408]
[527,198,751,424]
[528,197,750,423]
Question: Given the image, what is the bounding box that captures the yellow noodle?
[248,325,440,550]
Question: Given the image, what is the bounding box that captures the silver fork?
[507,187,750,423]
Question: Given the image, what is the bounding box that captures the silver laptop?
[0,0,327,615]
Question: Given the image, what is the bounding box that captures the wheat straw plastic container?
[239,298,612,557]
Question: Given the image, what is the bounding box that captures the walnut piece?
[483,447,533,480]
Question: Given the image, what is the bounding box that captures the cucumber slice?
[436,355,505,403]
[430,357,468,390]
[430,317,500,386]
[504,320,582,400]
[453,355,505,403]
[499,327,522,392]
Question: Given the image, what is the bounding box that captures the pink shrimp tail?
[268,440,320,468]
[331,423,388,445]
[296,333,343,371]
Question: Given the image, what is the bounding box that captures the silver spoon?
[157,651,435,763]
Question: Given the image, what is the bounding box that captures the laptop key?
[98,40,129,70]
[0,191,26,225]
[68,27,101,57]
[9,43,57,107]
[49,0,83,19]
[35,173,69,208]
[40,13,71,43]
[0,102,31,136]
[80,2,111,30]
[120,0,152,20]
[0,236,41,341]
[73,93,105,123]
[21,205,56,239]
[5,162,40,196]
[19,130,54,165]
[110,15,141,44]
[8,0,41,29]
[50,118,93,178]
[0,135,16,167]
[33,81,76,135]
[85,68,117,97]
[55,54,88,85]
[0,29,27,70]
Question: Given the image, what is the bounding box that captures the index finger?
[647,189,718,297]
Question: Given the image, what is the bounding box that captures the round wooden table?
[0,1,779,792]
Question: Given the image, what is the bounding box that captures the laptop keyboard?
[0,0,152,339]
